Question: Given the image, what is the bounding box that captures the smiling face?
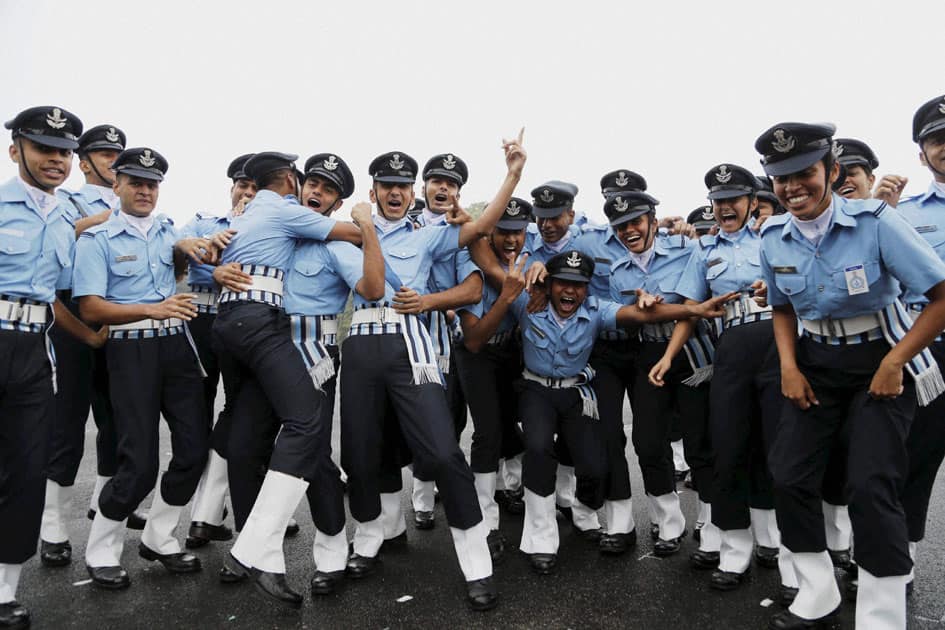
[424,176,460,214]
[836,164,875,199]
[490,227,526,264]
[230,178,257,209]
[536,209,574,244]
[114,174,159,217]
[920,130,945,182]
[9,138,73,192]
[80,149,120,186]
[549,278,588,318]
[615,213,656,253]
[711,194,756,233]
[772,159,839,221]
[370,181,415,220]
[301,175,342,216]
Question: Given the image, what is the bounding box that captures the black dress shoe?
[220,552,250,584]
[693,522,702,543]
[710,568,749,591]
[779,585,799,607]
[689,549,720,570]
[649,523,660,541]
[674,468,690,483]
[599,530,637,555]
[555,504,573,523]
[345,554,378,579]
[310,570,344,595]
[379,530,408,553]
[466,576,498,611]
[414,510,435,530]
[576,527,603,543]
[285,520,300,537]
[768,606,841,629]
[87,565,131,590]
[653,533,685,557]
[487,529,506,562]
[87,508,147,530]
[138,543,202,573]
[185,521,233,549]
[0,601,29,629]
[253,570,302,608]
[494,489,525,515]
[827,548,852,572]
[529,553,557,575]
[755,546,779,569]
[40,540,72,567]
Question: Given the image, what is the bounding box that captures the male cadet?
[210,152,363,607]
[895,94,945,597]
[179,154,256,550]
[1,106,107,630]
[568,170,649,555]
[40,124,139,570]
[408,153,483,531]
[74,147,213,590]
[342,134,525,612]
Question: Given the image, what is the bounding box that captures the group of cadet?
[1,91,945,630]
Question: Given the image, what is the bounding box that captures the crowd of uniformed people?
[2,93,945,629]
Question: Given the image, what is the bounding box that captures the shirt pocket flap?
[774,274,807,296]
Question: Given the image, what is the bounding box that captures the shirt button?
[818,285,825,292]
[735,245,740,249]
[735,263,741,267]
[815,252,821,258]
[151,264,157,268]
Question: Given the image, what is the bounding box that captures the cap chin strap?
[16,139,53,193]
[921,145,945,180]
[87,155,115,187]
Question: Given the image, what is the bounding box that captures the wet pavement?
[19,398,945,629]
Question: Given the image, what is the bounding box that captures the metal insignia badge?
[615,171,630,187]
[46,107,67,129]
[139,149,156,168]
[939,98,945,115]
[442,154,456,170]
[540,189,554,204]
[389,153,405,170]
[772,129,795,154]
[614,196,629,213]
[715,165,732,184]
[565,251,582,268]
[105,127,120,143]
[506,200,521,216]
[701,207,714,221]
[834,142,845,157]
[323,155,339,171]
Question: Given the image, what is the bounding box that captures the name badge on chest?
[844,264,869,296]
[115,254,138,263]
[916,225,938,234]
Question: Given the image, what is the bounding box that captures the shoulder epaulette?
[698,233,718,249]
[760,213,789,235]
[195,211,219,220]
[82,224,107,237]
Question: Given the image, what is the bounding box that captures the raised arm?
[461,254,528,353]
[350,202,385,301]
[616,291,736,327]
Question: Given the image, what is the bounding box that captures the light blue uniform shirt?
[57,184,119,222]
[459,257,536,336]
[179,211,231,287]
[72,211,179,304]
[0,178,75,304]
[221,189,336,271]
[524,223,583,264]
[609,234,694,306]
[897,184,945,308]
[284,241,363,316]
[510,293,620,378]
[760,194,945,320]
[572,224,627,299]
[676,226,765,301]
[414,214,481,295]
[351,219,461,309]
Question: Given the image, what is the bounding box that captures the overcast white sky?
[1,0,941,225]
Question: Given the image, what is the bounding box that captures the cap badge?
[938,99,945,115]
[615,171,630,187]
[323,155,339,171]
[139,149,156,168]
[506,200,521,216]
[702,207,714,221]
[565,252,582,268]
[715,165,732,184]
[614,196,629,213]
[772,129,795,154]
[389,153,405,170]
[834,142,844,157]
[540,189,554,204]
[46,108,67,130]
[105,127,120,143]
[442,154,456,170]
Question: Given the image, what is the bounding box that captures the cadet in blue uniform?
[608,191,708,558]
[209,152,362,607]
[687,205,718,237]
[342,136,524,612]
[571,172,649,555]
[1,105,107,630]
[897,94,945,595]
[408,153,483,531]
[468,248,732,575]
[671,164,796,599]
[455,197,533,561]
[180,153,255,550]
[756,122,945,630]
[41,124,135,570]
[73,147,211,591]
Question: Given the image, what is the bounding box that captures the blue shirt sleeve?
[72,233,108,299]
[326,241,364,291]
[597,299,620,332]
[282,204,338,242]
[424,224,462,260]
[877,209,945,297]
[759,242,789,308]
[455,248,481,283]
[675,248,710,302]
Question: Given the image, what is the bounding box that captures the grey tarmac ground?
[18,394,945,629]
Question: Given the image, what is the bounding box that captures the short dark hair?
[257,167,293,190]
